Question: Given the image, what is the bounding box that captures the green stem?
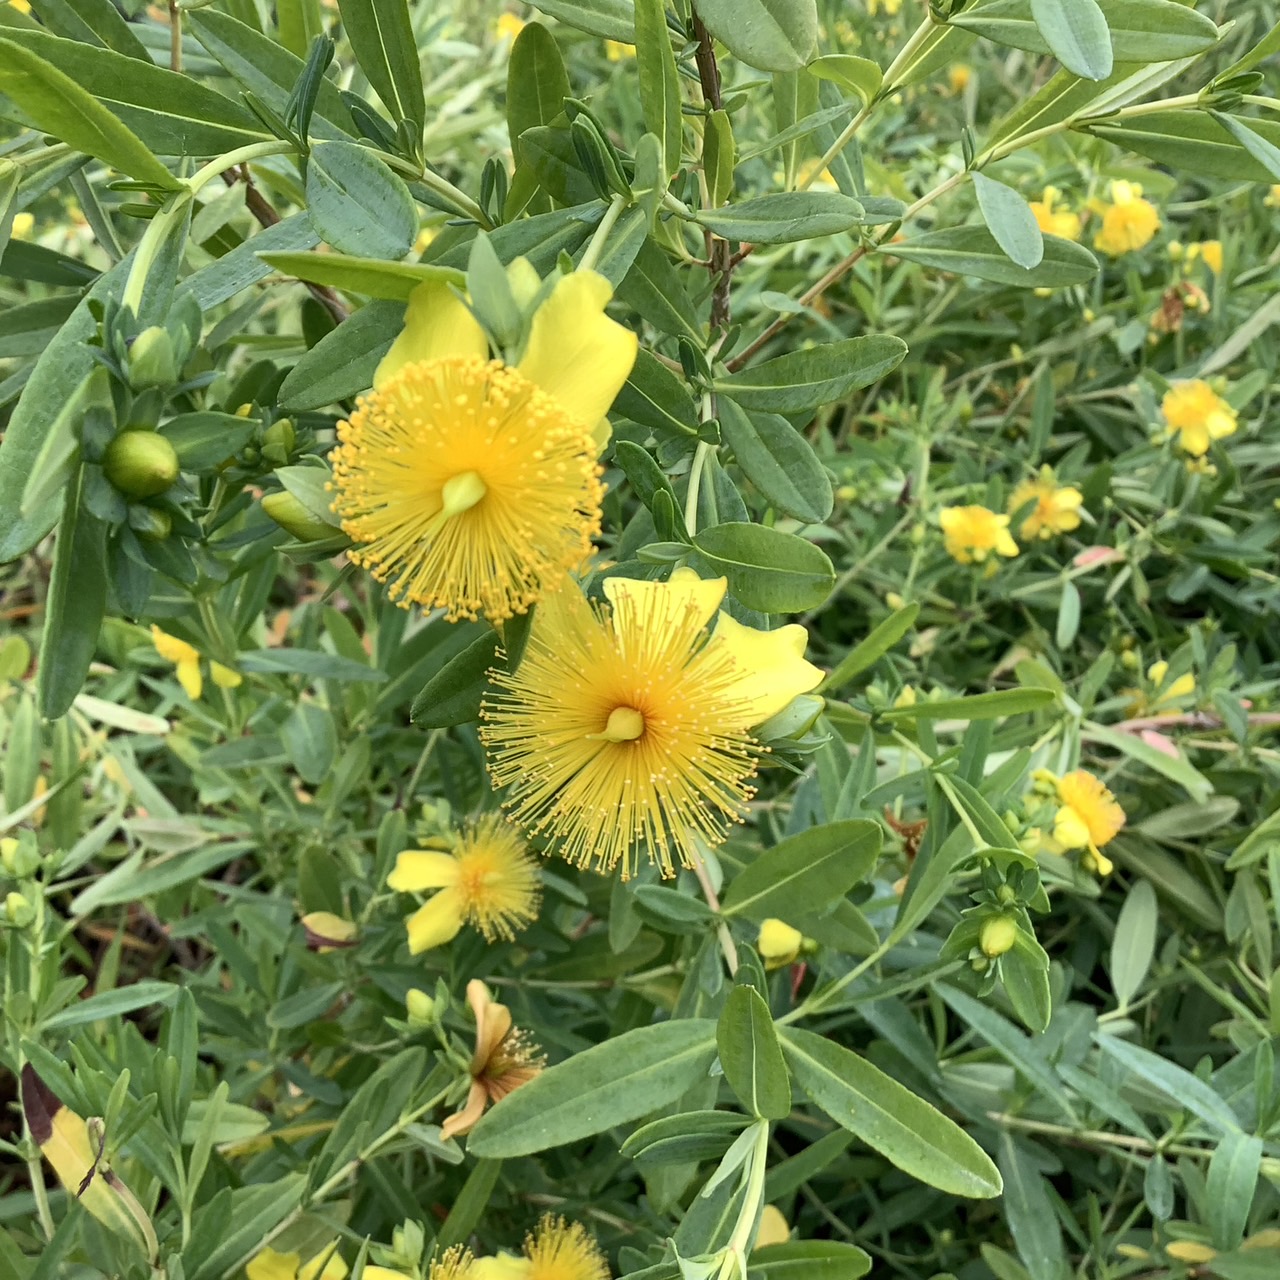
[879,16,938,96]
[684,438,713,537]
[800,101,871,193]
[186,140,293,197]
[717,1121,771,1280]
[577,193,628,273]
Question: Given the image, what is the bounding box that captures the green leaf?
[519,122,599,205]
[508,22,570,146]
[717,985,791,1120]
[236,649,387,682]
[1205,1131,1263,1251]
[1081,111,1280,184]
[886,226,1098,286]
[998,1133,1066,1280]
[718,397,833,523]
[0,37,180,189]
[695,191,865,245]
[1081,720,1212,802]
[617,239,705,343]
[0,29,268,156]
[1111,836,1223,932]
[954,0,1218,65]
[807,53,882,104]
[1109,879,1157,1008]
[821,603,919,695]
[635,0,681,178]
[467,1019,718,1156]
[692,521,834,613]
[185,1175,308,1280]
[306,140,417,260]
[279,299,403,411]
[693,0,818,72]
[42,980,179,1030]
[1029,0,1112,80]
[879,688,1056,722]
[260,251,463,300]
[621,1110,751,1165]
[748,1241,872,1279]
[437,1158,504,1249]
[281,700,338,786]
[410,630,501,729]
[527,0,634,41]
[716,335,907,413]
[705,108,736,207]
[335,0,424,129]
[1000,932,1052,1034]
[158,413,258,471]
[185,214,321,311]
[1225,808,1280,871]
[1211,112,1280,182]
[780,1026,1002,1198]
[972,172,1044,270]
[1093,1033,1241,1134]
[614,441,689,540]
[721,819,881,921]
[37,467,108,720]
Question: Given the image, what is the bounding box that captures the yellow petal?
[150,624,199,666]
[176,657,203,701]
[404,888,466,953]
[247,1248,304,1280]
[388,850,461,893]
[299,1245,348,1280]
[209,661,242,689]
[440,1079,488,1141]
[516,270,638,428]
[1053,806,1091,851]
[757,919,803,969]
[374,279,488,390]
[705,614,824,725]
[602,566,726,635]
[756,1205,791,1247]
[471,1257,531,1280]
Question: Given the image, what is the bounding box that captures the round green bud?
[103,431,180,498]
[261,491,338,543]
[128,506,172,542]
[5,891,34,927]
[980,915,1018,958]
[127,326,178,390]
[261,418,296,465]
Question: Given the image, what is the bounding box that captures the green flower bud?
[5,891,34,927]
[103,431,180,499]
[261,418,296,466]
[261,491,339,542]
[127,326,178,390]
[127,506,172,542]
[405,987,442,1028]
[980,915,1018,958]
[1,836,40,878]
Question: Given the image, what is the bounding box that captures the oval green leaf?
[693,0,818,72]
[972,172,1044,270]
[717,985,791,1120]
[1029,0,1112,80]
[885,226,1098,287]
[306,140,417,260]
[717,335,907,414]
[718,397,833,523]
[692,521,834,614]
[695,191,865,245]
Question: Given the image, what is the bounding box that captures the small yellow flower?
[1196,240,1223,275]
[482,568,824,877]
[388,815,541,954]
[10,210,34,239]
[442,980,543,1140]
[1166,1242,1217,1264]
[1007,468,1083,540]
[868,0,903,14]
[757,918,804,969]
[331,272,637,622]
[604,40,634,61]
[472,1215,608,1280]
[1146,659,1195,706]
[1051,770,1125,876]
[1029,187,1081,241]
[1266,184,1280,209]
[495,12,525,42]
[150,626,242,699]
[939,506,1019,565]
[1092,180,1160,257]
[1161,380,1238,457]
[948,65,972,94]
[246,1244,347,1280]
[756,1205,791,1248]
[427,1246,477,1280]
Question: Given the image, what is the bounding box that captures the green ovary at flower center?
[440,470,487,519]
[601,706,645,742]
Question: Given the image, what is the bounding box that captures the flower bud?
[405,987,442,1027]
[1,836,39,877]
[103,431,180,498]
[261,491,339,542]
[127,506,172,542]
[127,326,177,390]
[6,891,34,927]
[980,915,1018,958]
[261,419,295,466]
[0,837,19,873]
[757,918,804,969]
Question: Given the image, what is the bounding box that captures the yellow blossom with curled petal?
[1051,770,1125,876]
[150,625,203,700]
[757,919,804,969]
[481,568,824,877]
[331,272,637,622]
[1093,180,1160,256]
[1161,380,1237,457]
[1029,187,1081,241]
[1007,468,1083,540]
[939,506,1019,566]
[388,815,541,953]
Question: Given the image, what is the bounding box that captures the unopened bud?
[980,915,1018,958]
[103,431,180,499]
[757,918,804,969]
[405,987,441,1027]
[6,891,34,927]
[127,326,177,390]
[128,506,172,542]
[261,491,339,542]
[261,419,296,466]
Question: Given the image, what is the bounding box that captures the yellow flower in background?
[388,815,541,954]
[757,918,804,969]
[495,12,525,41]
[868,0,903,14]
[1266,184,1280,208]
[948,64,972,94]
[1051,769,1125,876]
[482,569,824,877]
[473,1216,608,1280]
[1161,380,1238,457]
[300,911,359,953]
[1197,240,1223,274]
[1029,187,1081,242]
[330,272,637,622]
[604,40,634,61]
[1008,469,1083,540]
[10,211,34,239]
[442,980,543,1140]
[246,1244,347,1280]
[939,506,1019,565]
[756,1206,791,1247]
[1093,180,1160,256]
[150,625,243,700]
[1147,659,1195,706]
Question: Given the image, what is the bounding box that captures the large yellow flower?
[1093,180,1160,257]
[1052,769,1125,876]
[388,815,541,954]
[246,1244,347,1280]
[939,506,1019,566]
[481,569,824,877]
[472,1216,609,1280]
[1161,380,1238,457]
[330,272,637,622]
[1008,469,1083,541]
[1029,187,1081,241]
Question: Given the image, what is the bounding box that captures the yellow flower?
[757,919,804,969]
[1266,184,1280,209]
[388,815,541,953]
[495,12,525,41]
[938,506,1019,565]
[1147,659,1195,706]
[442,980,543,1141]
[604,40,634,61]
[481,568,824,877]
[1092,180,1160,257]
[330,272,638,622]
[150,625,242,700]
[11,210,34,239]
[868,0,902,14]
[756,1206,791,1248]
[1166,1242,1217,1264]
[948,65,972,94]
[1028,187,1081,242]
[1051,770,1125,876]
[473,1216,608,1280]
[426,1246,477,1280]
[1196,240,1223,275]
[1161,379,1238,457]
[1007,469,1083,540]
[246,1244,347,1280]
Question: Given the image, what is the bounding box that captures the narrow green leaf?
[693,0,818,73]
[1093,1033,1241,1134]
[1029,0,1112,80]
[716,335,907,413]
[437,1158,504,1249]
[412,631,502,729]
[260,251,463,300]
[1109,879,1158,1008]
[973,172,1044,270]
[42,981,179,1030]
[306,140,417,260]
[717,986,791,1120]
[508,22,570,146]
[695,191,864,244]
[807,53,882,104]
[1081,720,1212,802]
[279,299,403,411]
[886,226,1098,287]
[879,688,1055,722]
[748,1241,872,1279]
[527,0,634,41]
[335,0,424,128]
[1205,1131,1263,1251]
[998,1133,1066,1280]
[692,521,834,613]
[1081,111,1280,184]
[821,603,919,695]
[635,0,681,178]
[1211,112,1280,182]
